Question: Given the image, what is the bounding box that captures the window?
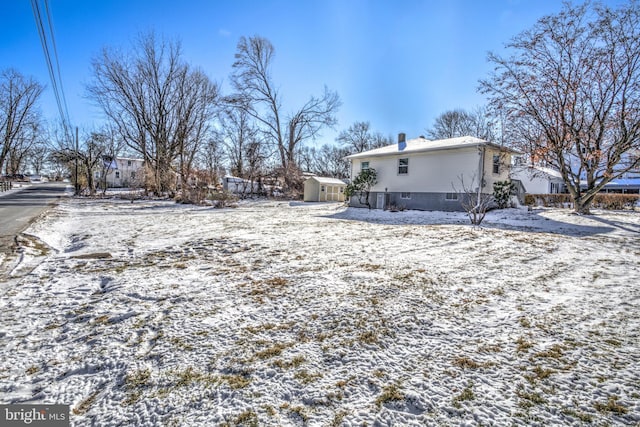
[445,192,458,201]
[361,161,369,171]
[127,160,132,166]
[398,158,409,175]
[320,185,325,192]
[400,192,411,199]
[492,155,500,174]
[115,171,120,179]
[339,187,344,193]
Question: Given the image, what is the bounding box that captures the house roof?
[345,135,519,160]
[309,177,346,185]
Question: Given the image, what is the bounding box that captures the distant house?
[345,134,519,211]
[101,157,144,188]
[511,164,566,194]
[303,177,346,202]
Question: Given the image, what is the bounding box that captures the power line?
[30,0,73,145]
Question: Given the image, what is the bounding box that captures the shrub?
[493,180,515,208]
[525,193,638,210]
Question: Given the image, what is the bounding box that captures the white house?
[303,177,346,202]
[510,165,566,194]
[102,157,145,188]
[345,134,518,211]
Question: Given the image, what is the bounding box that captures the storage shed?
[303,177,347,202]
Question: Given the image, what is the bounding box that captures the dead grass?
[375,383,404,407]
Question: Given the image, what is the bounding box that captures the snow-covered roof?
[345,136,518,160]
[309,177,346,185]
[513,165,564,179]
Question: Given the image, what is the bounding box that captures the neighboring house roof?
[513,165,564,180]
[309,177,346,185]
[345,136,519,160]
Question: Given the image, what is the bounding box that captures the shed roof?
[309,177,346,185]
[345,135,519,160]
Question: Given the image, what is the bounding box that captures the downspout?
[478,145,485,206]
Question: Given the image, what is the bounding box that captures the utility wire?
[31,0,73,145]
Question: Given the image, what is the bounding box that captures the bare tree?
[0,69,44,175]
[480,2,640,214]
[336,121,373,153]
[221,104,259,178]
[230,35,341,189]
[454,174,493,226]
[427,107,496,141]
[51,130,107,196]
[88,33,219,196]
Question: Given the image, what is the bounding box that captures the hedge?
[524,193,639,210]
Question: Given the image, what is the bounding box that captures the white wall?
[351,147,510,193]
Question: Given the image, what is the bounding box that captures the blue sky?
[0,0,624,144]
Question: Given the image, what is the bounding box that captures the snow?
[1,199,639,426]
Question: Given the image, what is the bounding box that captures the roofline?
[345,141,520,160]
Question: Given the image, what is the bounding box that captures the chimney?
[398,132,407,151]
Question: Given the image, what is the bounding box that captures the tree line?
[2,1,639,213]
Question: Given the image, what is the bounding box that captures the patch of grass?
[516,336,534,353]
[479,343,502,353]
[524,366,555,384]
[233,409,259,427]
[516,388,547,409]
[561,407,593,423]
[73,390,99,415]
[376,383,404,407]
[122,390,142,406]
[594,396,628,414]
[331,410,349,427]
[254,342,292,360]
[452,356,482,369]
[358,330,379,345]
[533,344,564,359]
[372,368,385,378]
[603,338,622,347]
[452,382,475,408]
[25,365,39,375]
[294,369,323,385]
[519,317,532,328]
[273,355,306,370]
[125,368,151,389]
[71,252,112,259]
[94,314,110,325]
[265,277,288,287]
[169,337,194,351]
[222,374,251,389]
[291,406,309,423]
[173,367,217,387]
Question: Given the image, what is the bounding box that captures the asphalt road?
[0,182,70,253]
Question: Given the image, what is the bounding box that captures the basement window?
[445,192,458,201]
[400,192,411,199]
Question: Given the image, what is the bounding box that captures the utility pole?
[75,126,79,196]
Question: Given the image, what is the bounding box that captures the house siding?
[348,144,513,211]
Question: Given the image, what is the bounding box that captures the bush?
[208,190,238,208]
[493,180,515,209]
[525,193,639,210]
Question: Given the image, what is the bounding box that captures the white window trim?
[400,192,411,199]
[445,192,458,201]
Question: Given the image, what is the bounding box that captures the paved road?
[0,182,69,253]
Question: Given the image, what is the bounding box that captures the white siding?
[351,148,483,192]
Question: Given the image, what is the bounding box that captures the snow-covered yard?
[1,199,639,426]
